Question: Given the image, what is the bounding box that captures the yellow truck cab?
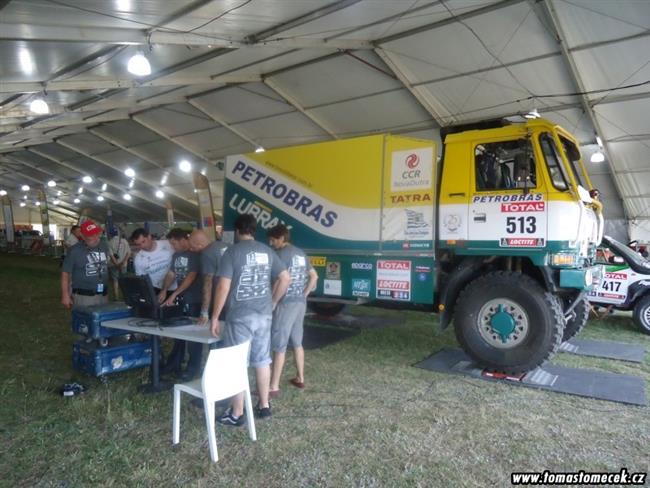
[223,118,603,373]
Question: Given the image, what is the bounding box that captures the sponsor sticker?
[499,237,545,247]
[351,279,371,297]
[351,262,372,271]
[326,262,341,279]
[390,148,433,192]
[323,279,342,296]
[376,260,411,301]
[309,256,326,267]
[500,202,545,212]
[415,265,432,273]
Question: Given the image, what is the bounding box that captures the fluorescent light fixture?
[160,173,168,185]
[19,47,34,75]
[82,175,93,184]
[0,190,6,196]
[34,201,41,206]
[590,151,605,163]
[97,195,105,202]
[29,98,49,115]
[596,136,603,149]
[524,109,540,119]
[19,202,26,207]
[52,199,60,205]
[101,183,107,191]
[128,179,135,188]
[57,190,62,196]
[155,189,164,199]
[179,160,192,172]
[124,167,136,178]
[21,184,30,191]
[127,52,151,76]
[47,180,56,187]
[78,186,84,194]
[23,195,27,200]
[255,147,265,153]
[123,193,132,201]
[73,198,81,204]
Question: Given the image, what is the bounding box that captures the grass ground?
[0,254,648,487]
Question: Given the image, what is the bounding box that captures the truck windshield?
[604,236,650,272]
[559,136,588,189]
[539,133,569,191]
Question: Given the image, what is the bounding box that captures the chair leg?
[203,398,218,463]
[173,388,181,445]
[244,387,257,441]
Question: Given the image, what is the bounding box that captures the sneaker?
[255,404,272,420]
[216,407,245,427]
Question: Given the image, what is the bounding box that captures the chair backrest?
[201,341,251,402]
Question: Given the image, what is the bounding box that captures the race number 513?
[506,216,536,234]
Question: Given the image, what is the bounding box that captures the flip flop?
[289,378,305,389]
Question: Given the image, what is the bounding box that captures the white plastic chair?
[172,340,256,462]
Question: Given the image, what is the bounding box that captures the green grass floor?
[1,254,649,487]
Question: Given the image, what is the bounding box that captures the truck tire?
[562,296,590,342]
[454,271,564,374]
[309,302,345,317]
[633,295,650,335]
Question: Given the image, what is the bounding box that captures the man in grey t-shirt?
[158,228,203,379]
[267,224,318,395]
[210,214,290,424]
[61,220,110,309]
[189,230,228,325]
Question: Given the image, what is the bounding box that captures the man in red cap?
[61,220,110,309]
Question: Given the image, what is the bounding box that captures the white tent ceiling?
[0,0,647,237]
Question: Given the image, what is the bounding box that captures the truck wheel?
[562,296,590,342]
[309,302,345,317]
[454,271,563,374]
[633,295,650,335]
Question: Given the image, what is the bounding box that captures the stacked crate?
[71,302,152,379]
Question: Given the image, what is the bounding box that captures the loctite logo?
[405,153,420,169]
[377,280,410,290]
[377,260,411,270]
[501,202,545,212]
[500,238,544,247]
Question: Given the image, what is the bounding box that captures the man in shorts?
[267,224,318,395]
[210,214,290,423]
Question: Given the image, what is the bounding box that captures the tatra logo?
[231,160,338,228]
[405,153,420,169]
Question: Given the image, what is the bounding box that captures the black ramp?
[415,348,647,406]
[560,338,646,363]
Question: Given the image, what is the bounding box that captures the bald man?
[189,230,229,326]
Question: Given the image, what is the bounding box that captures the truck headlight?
[551,253,578,267]
[584,269,593,287]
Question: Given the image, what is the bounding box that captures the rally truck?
[589,235,650,334]
[222,118,603,373]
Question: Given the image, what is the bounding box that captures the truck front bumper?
[559,265,604,291]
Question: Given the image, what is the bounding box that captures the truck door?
[468,138,548,250]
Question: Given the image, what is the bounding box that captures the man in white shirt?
[130,228,176,293]
[108,229,131,299]
[64,225,82,249]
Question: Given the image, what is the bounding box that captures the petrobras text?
[230,160,338,228]
[472,193,544,204]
